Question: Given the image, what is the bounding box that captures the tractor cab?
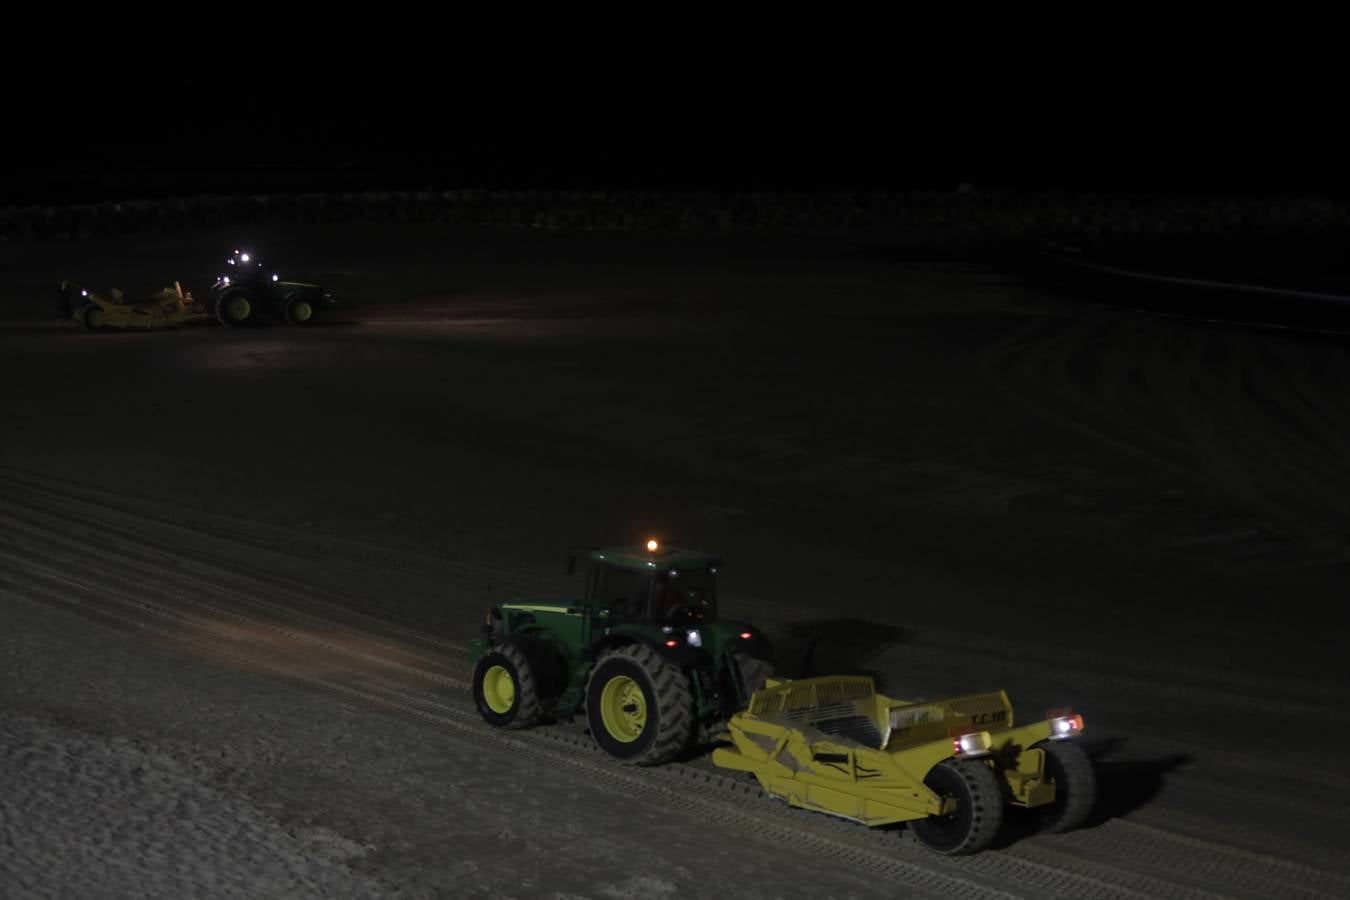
[579,541,721,628]
[220,249,271,285]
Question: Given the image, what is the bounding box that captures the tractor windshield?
[654,568,717,626]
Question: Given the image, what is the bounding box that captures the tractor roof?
[589,544,721,572]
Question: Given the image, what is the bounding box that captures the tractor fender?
[592,631,702,668]
[720,620,774,662]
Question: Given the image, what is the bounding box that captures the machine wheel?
[586,643,693,765]
[472,643,543,729]
[215,288,259,327]
[733,651,774,701]
[911,759,1004,855]
[1033,740,1097,833]
[283,293,316,326]
[78,304,105,332]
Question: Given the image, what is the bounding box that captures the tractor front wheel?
[472,643,543,729]
[283,293,316,325]
[911,759,1004,855]
[586,644,693,766]
[1033,740,1096,833]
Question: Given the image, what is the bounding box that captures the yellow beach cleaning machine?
[713,675,1095,854]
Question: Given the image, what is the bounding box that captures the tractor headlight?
[222,276,230,285]
[685,629,702,648]
[1048,714,1084,740]
[240,253,250,263]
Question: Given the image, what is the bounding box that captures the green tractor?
[210,249,335,327]
[468,540,775,765]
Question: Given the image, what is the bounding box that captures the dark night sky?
[4,37,1341,204]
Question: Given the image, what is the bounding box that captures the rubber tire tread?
[215,288,258,328]
[910,759,1004,855]
[1034,739,1096,833]
[732,651,774,701]
[587,643,694,766]
[473,642,544,729]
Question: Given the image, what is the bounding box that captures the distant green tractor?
[210,248,335,327]
[469,540,774,765]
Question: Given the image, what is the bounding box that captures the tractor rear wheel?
[1033,740,1096,833]
[911,759,1004,855]
[472,643,543,729]
[733,651,773,701]
[215,288,259,327]
[586,644,693,765]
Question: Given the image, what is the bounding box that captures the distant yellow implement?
[59,280,206,331]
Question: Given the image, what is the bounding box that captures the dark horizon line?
[6,168,1347,206]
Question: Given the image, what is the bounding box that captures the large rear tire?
[733,651,773,702]
[1033,740,1096,833]
[215,288,259,327]
[472,643,543,730]
[911,759,1004,855]
[586,644,693,765]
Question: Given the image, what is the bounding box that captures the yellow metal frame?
[712,676,1066,826]
[66,280,204,330]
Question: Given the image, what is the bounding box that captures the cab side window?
[597,567,651,622]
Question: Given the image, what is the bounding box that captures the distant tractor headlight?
[1048,714,1084,740]
[685,629,702,648]
[272,274,279,282]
